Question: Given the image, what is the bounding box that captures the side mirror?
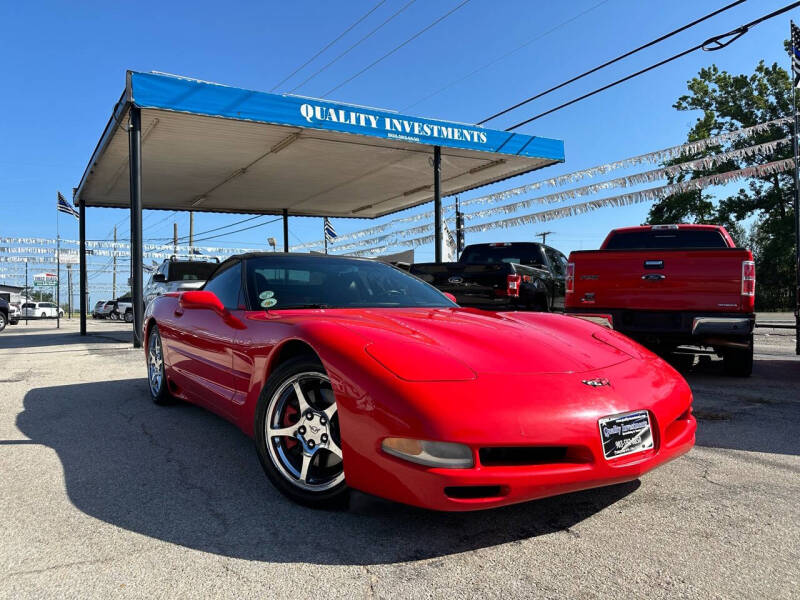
[179,290,225,313]
[443,292,457,304]
[153,273,166,283]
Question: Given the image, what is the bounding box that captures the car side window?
[203,261,242,309]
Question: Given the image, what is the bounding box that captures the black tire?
[40,312,46,319]
[528,294,550,312]
[0,313,6,332]
[146,325,174,405]
[722,336,753,377]
[254,357,348,509]
[125,310,134,323]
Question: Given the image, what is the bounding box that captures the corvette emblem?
[582,378,610,387]
[448,276,464,284]
[309,425,321,434]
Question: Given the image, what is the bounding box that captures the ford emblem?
[448,276,464,284]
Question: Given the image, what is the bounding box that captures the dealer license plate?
[598,410,654,459]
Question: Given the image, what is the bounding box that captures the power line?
[503,0,800,132]
[190,216,283,243]
[150,213,265,242]
[402,0,611,112]
[270,1,388,92]
[289,0,418,93]
[479,0,747,125]
[323,0,472,96]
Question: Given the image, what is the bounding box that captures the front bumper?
[339,358,695,511]
[367,421,694,511]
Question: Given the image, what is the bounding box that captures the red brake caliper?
[282,403,299,449]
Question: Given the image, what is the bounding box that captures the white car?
[144,259,219,306]
[21,302,64,319]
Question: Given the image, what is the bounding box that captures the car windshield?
[169,261,217,282]
[245,255,455,309]
[460,244,545,266]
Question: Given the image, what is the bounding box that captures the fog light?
[382,438,473,468]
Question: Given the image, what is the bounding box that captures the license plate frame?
[598,410,654,460]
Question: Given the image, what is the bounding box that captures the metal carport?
[74,71,565,346]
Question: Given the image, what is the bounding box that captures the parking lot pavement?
[1,319,798,599]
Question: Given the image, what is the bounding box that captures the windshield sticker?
[259,291,275,299]
[261,298,278,308]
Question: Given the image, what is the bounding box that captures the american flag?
[56,192,80,219]
[792,22,800,88]
[324,218,337,243]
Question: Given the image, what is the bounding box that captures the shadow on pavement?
[18,379,637,565]
[671,355,800,457]
[0,328,131,350]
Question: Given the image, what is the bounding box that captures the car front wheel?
[0,313,6,332]
[255,357,347,508]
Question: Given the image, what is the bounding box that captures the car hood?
[321,308,638,376]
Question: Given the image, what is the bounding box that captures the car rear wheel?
[147,325,173,405]
[40,312,46,319]
[125,310,134,323]
[255,357,347,508]
[0,313,6,332]
[722,335,753,377]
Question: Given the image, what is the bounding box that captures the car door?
[168,260,244,418]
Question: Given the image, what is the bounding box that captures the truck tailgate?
[411,263,511,305]
[568,248,752,312]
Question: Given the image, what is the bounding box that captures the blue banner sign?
[129,71,564,161]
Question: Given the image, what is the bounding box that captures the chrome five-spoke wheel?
[266,371,344,492]
[255,357,348,507]
[147,325,172,404]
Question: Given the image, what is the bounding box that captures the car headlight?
[382,438,473,468]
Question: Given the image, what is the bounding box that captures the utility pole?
[537,231,554,244]
[189,212,194,259]
[173,222,178,256]
[112,226,117,299]
[455,196,465,255]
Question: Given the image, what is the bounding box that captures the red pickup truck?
[565,224,755,376]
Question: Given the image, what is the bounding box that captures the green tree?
[646,60,797,309]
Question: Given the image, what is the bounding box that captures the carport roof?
[75,71,565,219]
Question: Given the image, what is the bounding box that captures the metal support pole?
[56,202,60,330]
[189,211,194,259]
[794,106,800,354]
[282,209,289,252]
[791,26,800,355]
[129,105,144,348]
[112,225,117,298]
[25,261,28,326]
[173,222,178,256]
[433,145,442,263]
[79,198,86,335]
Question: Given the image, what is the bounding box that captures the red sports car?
[143,253,696,511]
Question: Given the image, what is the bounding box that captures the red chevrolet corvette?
[143,253,696,510]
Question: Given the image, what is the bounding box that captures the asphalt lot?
[1,317,798,599]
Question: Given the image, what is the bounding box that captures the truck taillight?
[506,274,521,298]
[566,262,575,293]
[741,261,755,296]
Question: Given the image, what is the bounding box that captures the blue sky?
[1,0,798,299]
